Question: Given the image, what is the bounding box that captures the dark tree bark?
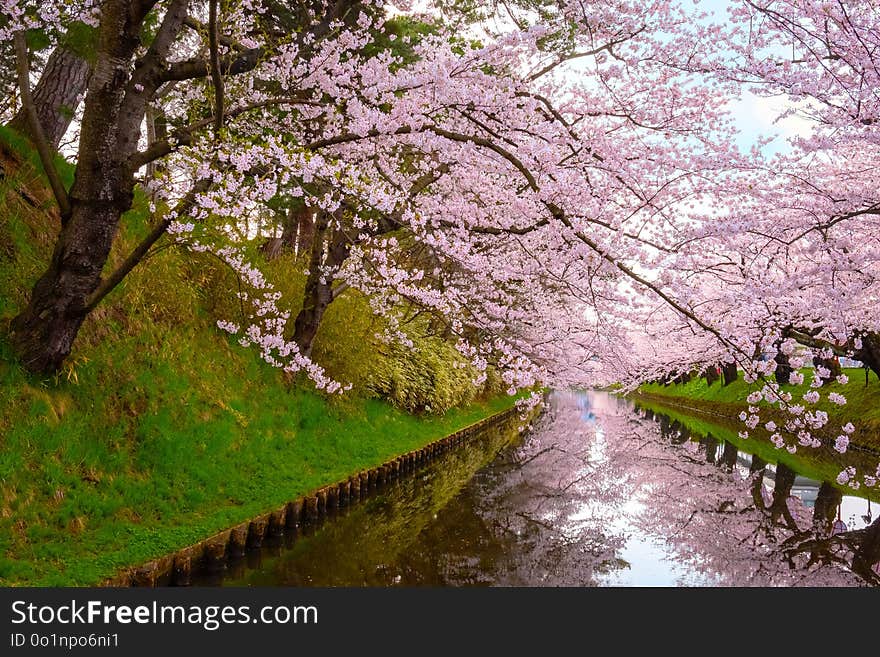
[774,349,792,385]
[721,362,738,386]
[282,206,299,248]
[769,463,797,526]
[9,0,182,373]
[295,204,315,256]
[261,206,298,260]
[669,419,688,445]
[8,44,90,149]
[262,204,314,261]
[702,434,718,464]
[749,455,767,508]
[812,481,841,536]
[291,211,350,358]
[673,371,692,385]
[749,454,766,475]
[702,365,719,387]
[812,354,841,379]
[720,441,738,472]
[658,414,672,441]
[851,517,880,583]
[144,104,168,187]
[854,332,880,382]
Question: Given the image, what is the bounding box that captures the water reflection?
[634,395,880,585]
[209,391,880,587]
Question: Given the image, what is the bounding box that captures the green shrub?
[368,337,483,414]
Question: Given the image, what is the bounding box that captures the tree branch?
[159,46,263,83]
[129,96,323,170]
[83,179,212,313]
[13,31,71,223]
[208,0,224,140]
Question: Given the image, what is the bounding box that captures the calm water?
[202,391,880,587]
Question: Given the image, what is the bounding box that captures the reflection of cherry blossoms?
[615,404,880,586]
[431,390,879,586]
[457,391,635,585]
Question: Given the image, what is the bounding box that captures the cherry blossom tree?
[2,0,879,485]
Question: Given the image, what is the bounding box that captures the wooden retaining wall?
[101,404,529,587]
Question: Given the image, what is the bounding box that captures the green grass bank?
[631,395,880,504]
[0,129,519,586]
[636,367,880,450]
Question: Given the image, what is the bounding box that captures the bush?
[368,336,485,414]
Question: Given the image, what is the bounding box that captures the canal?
[199,391,880,586]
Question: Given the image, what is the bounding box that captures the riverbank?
[0,369,521,587]
[636,367,880,451]
[116,403,531,586]
[630,394,880,503]
[0,130,522,586]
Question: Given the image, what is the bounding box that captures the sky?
[698,0,811,156]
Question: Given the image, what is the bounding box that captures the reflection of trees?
[212,418,527,586]
[812,482,841,535]
[450,392,632,585]
[636,404,880,586]
[486,396,880,586]
[720,442,738,473]
[701,434,719,465]
[769,463,798,528]
[214,392,878,587]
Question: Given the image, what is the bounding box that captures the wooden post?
[286,499,303,528]
[338,481,350,506]
[325,486,338,511]
[172,551,193,587]
[131,562,158,587]
[269,507,287,537]
[229,524,249,557]
[203,531,231,572]
[304,495,319,523]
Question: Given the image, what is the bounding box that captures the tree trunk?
[703,365,719,387]
[291,212,350,358]
[749,455,767,508]
[9,1,166,373]
[721,362,738,386]
[774,350,792,385]
[854,332,880,382]
[8,44,90,149]
[720,441,738,472]
[749,454,766,475]
[144,105,167,188]
[851,517,880,583]
[812,354,841,379]
[282,206,299,248]
[702,434,718,464]
[769,462,797,525]
[812,481,841,536]
[669,419,688,444]
[295,204,315,257]
[262,205,313,261]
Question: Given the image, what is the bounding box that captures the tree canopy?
[2,0,879,489]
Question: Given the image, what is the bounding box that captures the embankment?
[108,403,534,586]
[635,367,880,452]
[0,128,523,586]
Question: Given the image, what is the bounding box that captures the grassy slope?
[632,396,880,503]
[638,368,880,449]
[0,130,516,586]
